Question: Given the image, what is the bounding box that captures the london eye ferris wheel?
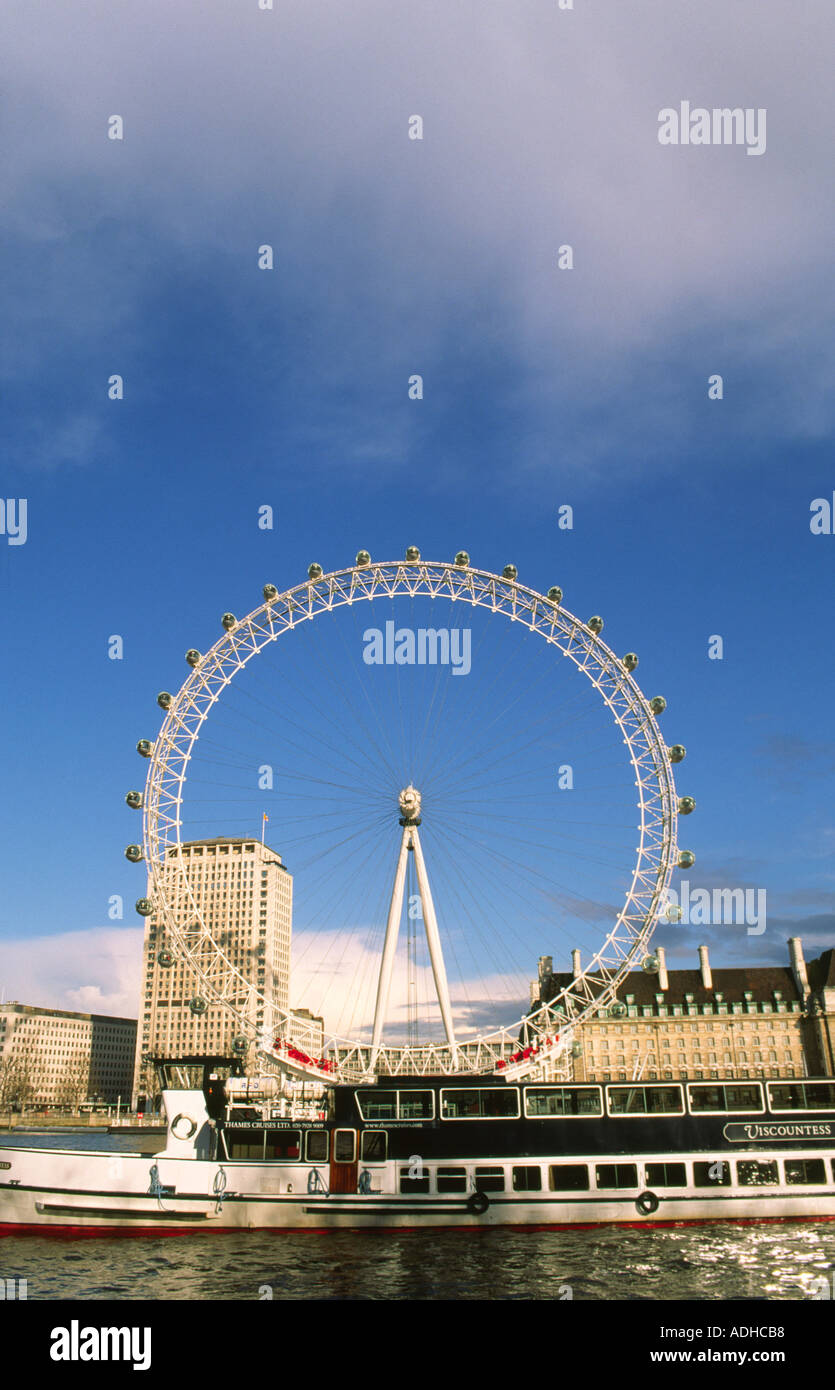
[126,550,695,1085]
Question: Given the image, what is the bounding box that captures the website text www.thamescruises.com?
[650,1326,786,1365]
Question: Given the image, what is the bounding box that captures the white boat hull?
[3,1144,835,1233]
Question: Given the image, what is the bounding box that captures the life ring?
[171,1113,197,1140]
[467,1191,489,1216]
[636,1190,659,1216]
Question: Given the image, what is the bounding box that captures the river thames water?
[2,1132,834,1301]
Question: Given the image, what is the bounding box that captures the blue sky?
[0,0,833,1025]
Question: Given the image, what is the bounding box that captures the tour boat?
[2,1064,835,1233]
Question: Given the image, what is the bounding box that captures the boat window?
[355,1089,434,1121]
[399,1167,429,1194]
[436,1166,467,1193]
[736,1160,778,1187]
[645,1162,687,1188]
[356,1090,397,1120]
[785,1158,826,1185]
[360,1130,387,1163]
[474,1166,505,1193]
[398,1091,434,1120]
[688,1083,763,1113]
[512,1165,542,1192]
[607,1085,683,1116]
[548,1164,590,1192]
[333,1130,356,1163]
[305,1130,329,1163]
[693,1160,731,1187]
[595,1163,638,1190]
[524,1086,602,1118]
[264,1130,300,1161]
[768,1081,835,1112]
[440,1089,520,1119]
[225,1135,265,1160]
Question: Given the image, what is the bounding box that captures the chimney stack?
[656,946,669,991]
[571,949,581,980]
[698,944,712,990]
[789,937,809,1000]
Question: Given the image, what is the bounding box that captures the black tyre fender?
[467,1191,490,1216]
[636,1190,660,1216]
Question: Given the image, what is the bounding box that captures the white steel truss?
[136,558,687,1084]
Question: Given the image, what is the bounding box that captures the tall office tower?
[132,837,292,1105]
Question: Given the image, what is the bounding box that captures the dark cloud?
[2,0,833,481]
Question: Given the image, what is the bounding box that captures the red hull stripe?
[2,1213,835,1239]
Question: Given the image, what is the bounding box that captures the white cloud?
[0,927,143,1018]
[291,927,529,1040]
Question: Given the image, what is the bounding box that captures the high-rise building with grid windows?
[132,837,293,1105]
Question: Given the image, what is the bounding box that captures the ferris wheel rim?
[135,558,687,1081]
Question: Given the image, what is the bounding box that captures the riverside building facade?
[530,938,835,1083]
[0,1003,136,1108]
[132,836,294,1105]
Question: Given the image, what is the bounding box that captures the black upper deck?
[219,1074,835,1160]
